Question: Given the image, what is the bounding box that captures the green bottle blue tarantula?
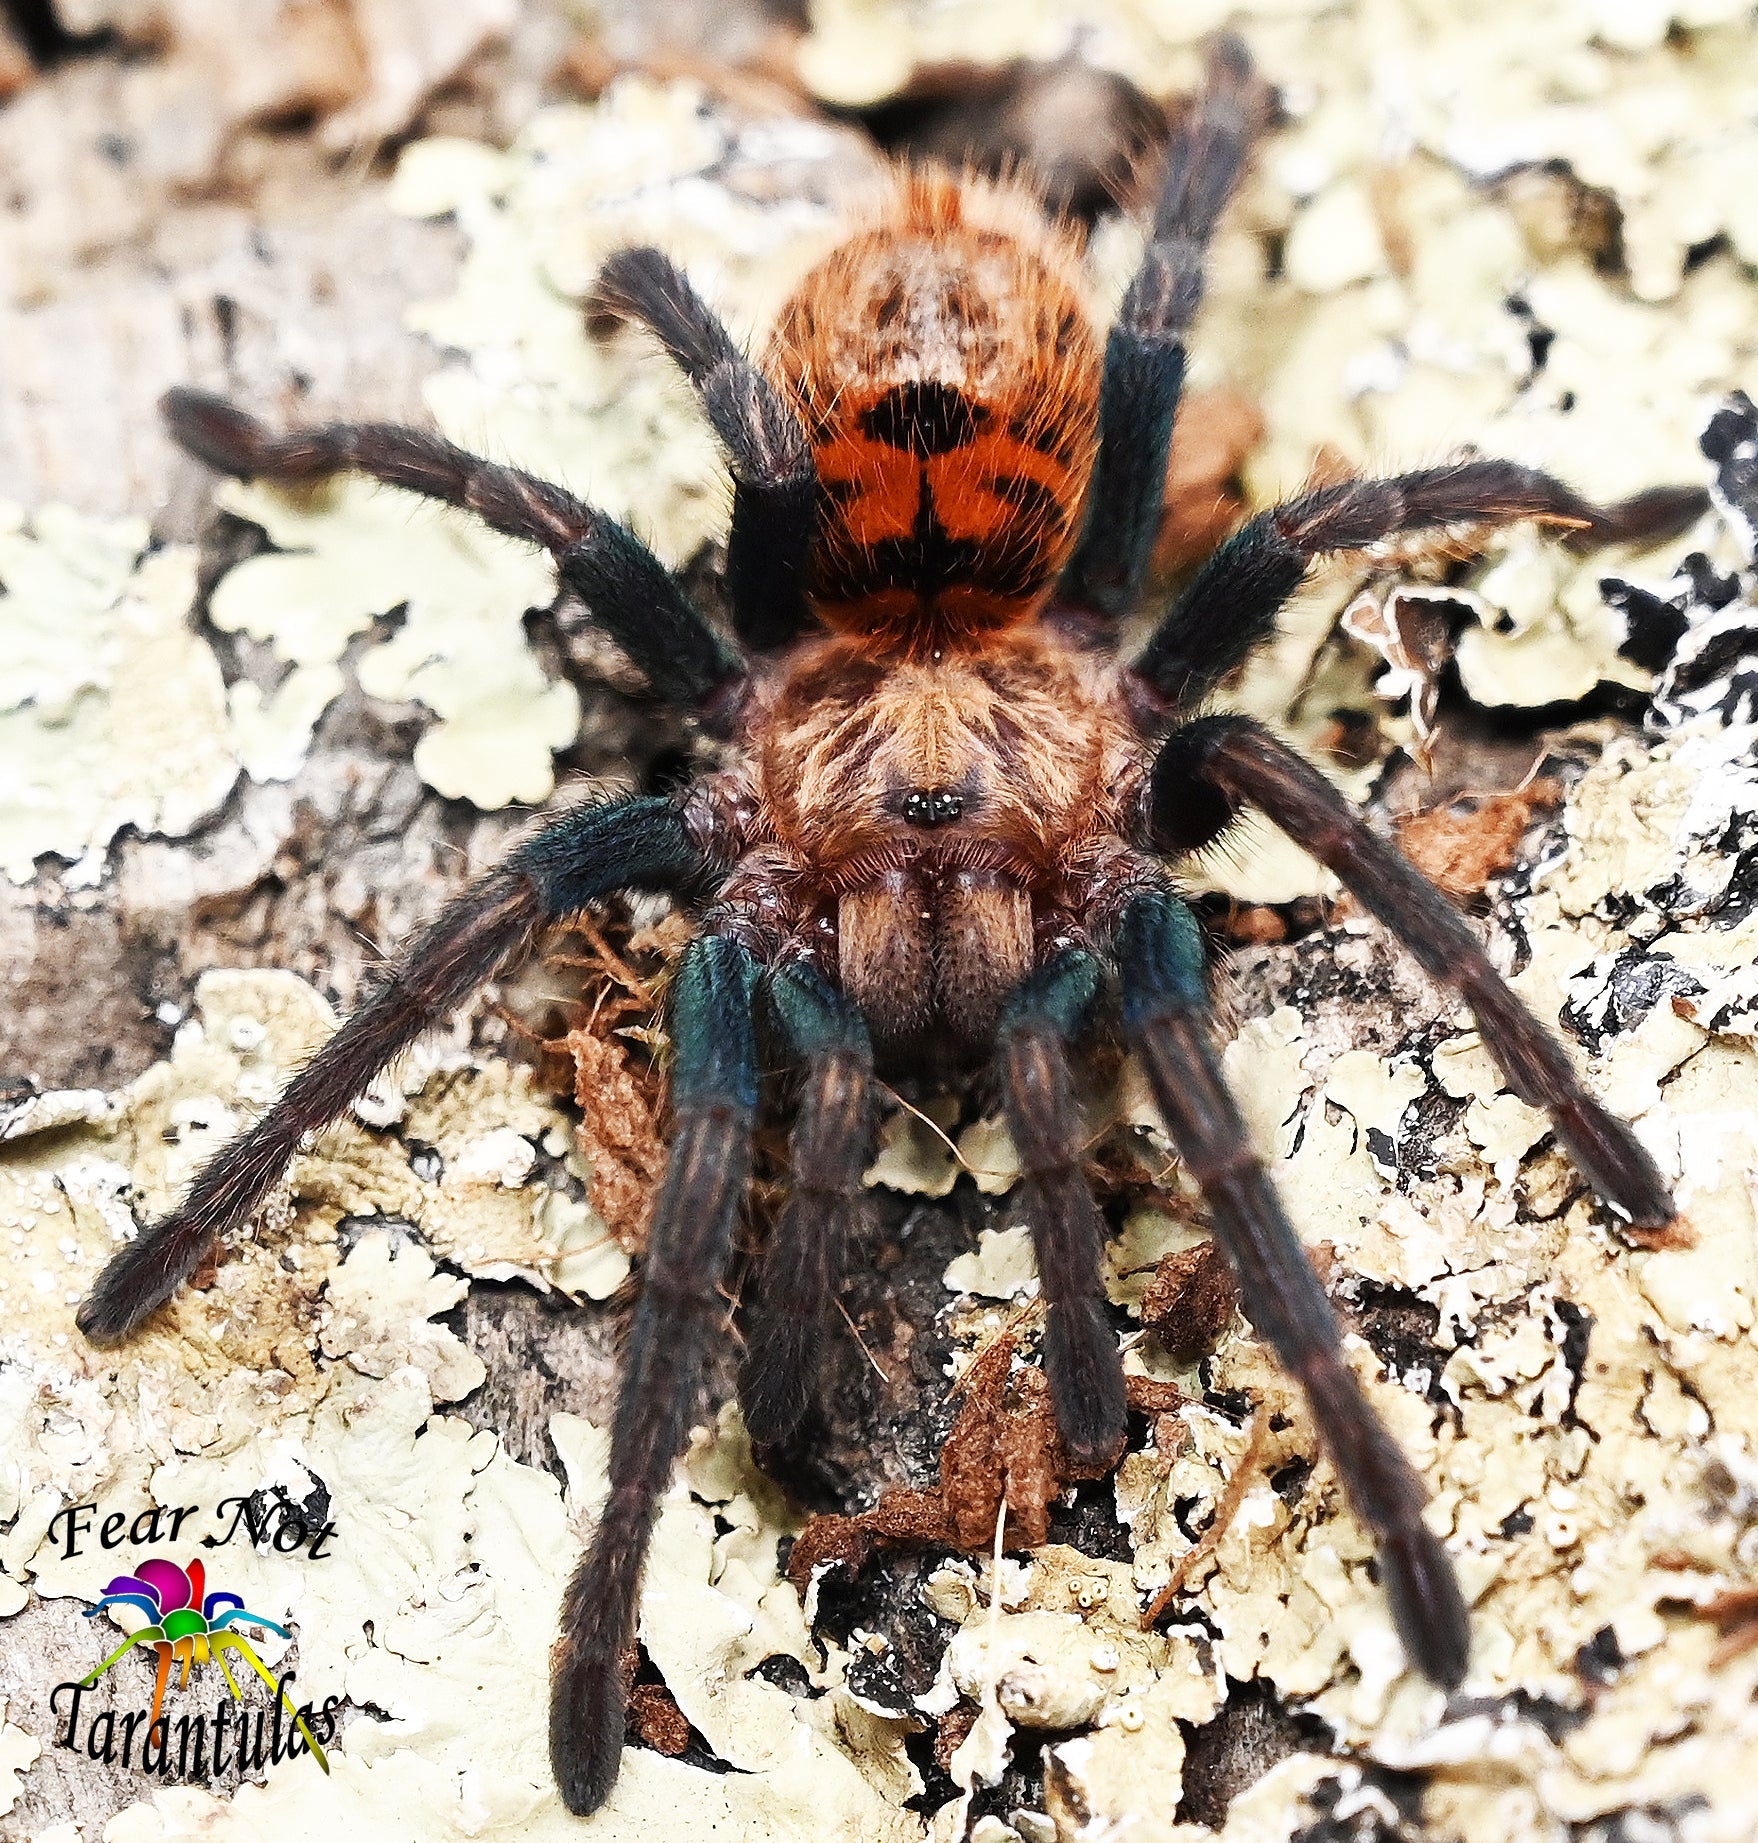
[80,36,1695,1815]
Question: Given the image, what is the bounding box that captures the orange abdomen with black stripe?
[765,170,1103,654]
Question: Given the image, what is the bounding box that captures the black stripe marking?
[859,381,989,458]
[990,473,1068,534]
[814,476,1054,605]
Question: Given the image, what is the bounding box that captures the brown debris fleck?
[536,914,677,1254]
[1619,1210,1699,1253]
[565,1027,667,1254]
[0,17,32,102]
[186,1246,224,1293]
[1653,1568,1758,1666]
[1153,388,1266,578]
[1140,1411,1269,1629]
[789,1328,1148,1592]
[1122,1374,1188,1417]
[627,1680,692,1756]
[934,1698,981,1771]
[1699,1587,1758,1665]
[1140,1240,1238,1366]
[1395,779,1563,898]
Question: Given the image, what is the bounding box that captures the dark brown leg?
[550,935,761,1815]
[1112,888,1469,1685]
[161,388,742,706]
[1131,461,1709,710]
[1145,716,1675,1230]
[1062,32,1269,617]
[738,962,874,1448]
[996,948,1127,1467]
[596,247,818,652]
[76,797,706,1346]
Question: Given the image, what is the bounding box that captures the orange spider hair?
[765,167,1103,655]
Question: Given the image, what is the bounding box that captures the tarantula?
[79,36,1693,1816]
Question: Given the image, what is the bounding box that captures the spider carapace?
[78,35,1697,1818]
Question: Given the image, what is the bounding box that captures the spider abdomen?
[766,168,1103,652]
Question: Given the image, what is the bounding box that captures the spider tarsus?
[1154,30,1267,245]
[1553,1097,1677,1230]
[550,1510,645,1817]
[738,1211,848,1448]
[594,245,738,385]
[160,386,275,478]
[1044,1301,1129,1468]
[74,1213,210,1346]
[738,1350,814,1451]
[739,1243,832,1447]
[1567,482,1711,551]
[740,1032,873,1446]
[1381,1524,1472,1691]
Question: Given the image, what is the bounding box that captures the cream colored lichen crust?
[6,4,1758,1835]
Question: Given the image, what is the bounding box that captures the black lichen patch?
[1554,1296,1595,1430]
[1270,1454,1315,1508]
[1574,1623,1625,1689]
[1176,1677,1334,1830]
[809,1548,955,1713]
[1702,389,1758,551]
[1289,1767,1429,1843]
[240,1459,332,1552]
[968,1723,1056,1832]
[1559,944,1703,1054]
[1386,1082,1469,1188]
[1347,1282,1450,1408]
[1046,1475,1134,1561]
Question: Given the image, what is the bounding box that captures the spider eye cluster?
[901,788,965,828]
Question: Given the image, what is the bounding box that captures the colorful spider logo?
[80,1556,328,1770]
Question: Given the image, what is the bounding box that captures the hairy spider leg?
[996,948,1128,1467]
[738,962,875,1448]
[550,934,762,1816]
[75,797,708,1346]
[1112,888,1472,1686]
[596,247,819,652]
[158,389,743,708]
[1131,459,1709,711]
[1061,31,1268,617]
[1147,717,1676,1229]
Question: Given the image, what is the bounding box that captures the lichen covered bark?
[4,2,1758,1838]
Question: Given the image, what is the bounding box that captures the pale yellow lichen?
[210,476,572,811]
[0,968,922,1840]
[0,507,237,885]
[864,1100,963,1199]
[0,1701,40,1817]
[944,1225,1038,1302]
[12,6,1758,1835]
